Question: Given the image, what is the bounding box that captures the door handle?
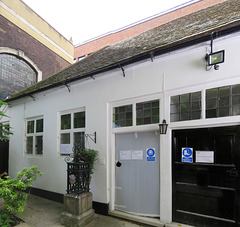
[116,161,122,167]
[227,168,239,177]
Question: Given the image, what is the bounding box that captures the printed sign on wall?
[182,147,193,163]
[146,148,156,162]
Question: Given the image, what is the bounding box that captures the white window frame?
[58,108,85,156]
[24,116,44,156]
[111,94,161,133]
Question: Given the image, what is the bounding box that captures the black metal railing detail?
[65,137,91,195]
[66,162,90,194]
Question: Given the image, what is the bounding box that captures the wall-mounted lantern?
[159,119,168,134]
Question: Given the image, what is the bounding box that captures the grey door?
[115,131,160,216]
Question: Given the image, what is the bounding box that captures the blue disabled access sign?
[146,148,156,162]
[182,148,193,163]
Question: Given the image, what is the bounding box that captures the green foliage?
[0,166,43,226]
[74,149,98,175]
[0,100,13,141]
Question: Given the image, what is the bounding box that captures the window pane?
[219,86,230,97]
[180,112,189,121]
[171,96,179,105]
[206,88,217,99]
[219,97,230,107]
[180,94,189,103]
[206,98,217,109]
[233,105,240,116]
[219,107,230,117]
[191,111,201,120]
[206,109,217,118]
[144,109,151,117]
[136,100,159,125]
[144,117,151,124]
[27,121,34,133]
[206,84,240,118]
[36,119,43,132]
[192,101,201,111]
[61,133,70,144]
[61,114,71,130]
[35,136,43,154]
[232,84,240,95]
[74,132,85,150]
[232,95,240,105]
[180,103,189,113]
[113,105,132,128]
[171,113,180,122]
[191,92,201,101]
[170,92,201,122]
[170,104,179,114]
[74,112,85,128]
[26,136,33,154]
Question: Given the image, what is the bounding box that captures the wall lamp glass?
[159,119,168,134]
[207,50,225,65]
[206,50,225,70]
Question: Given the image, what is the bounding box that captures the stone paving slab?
[14,194,151,227]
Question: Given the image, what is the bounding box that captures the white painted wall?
[8,31,240,224]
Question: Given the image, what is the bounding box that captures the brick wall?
[0,15,71,79]
[74,0,227,60]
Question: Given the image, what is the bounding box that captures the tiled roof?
[7,0,240,101]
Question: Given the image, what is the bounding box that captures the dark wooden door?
[172,126,240,227]
[0,140,9,175]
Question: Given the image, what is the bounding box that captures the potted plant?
[73,148,98,181]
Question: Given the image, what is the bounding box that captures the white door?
[115,131,160,217]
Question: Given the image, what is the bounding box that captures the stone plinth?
[61,192,95,227]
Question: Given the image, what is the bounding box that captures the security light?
[207,50,225,66]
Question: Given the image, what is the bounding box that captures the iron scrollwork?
[65,138,90,194]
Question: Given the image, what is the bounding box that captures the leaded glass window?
[60,110,85,155]
[206,84,240,118]
[136,100,159,125]
[113,105,132,128]
[61,114,71,130]
[74,112,85,128]
[170,91,201,122]
[0,54,37,100]
[26,118,43,155]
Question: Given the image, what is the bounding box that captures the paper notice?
[120,150,132,160]
[132,150,143,160]
[196,151,214,163]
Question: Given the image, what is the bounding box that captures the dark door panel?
[0,140,9,175]
[172,126,240,227]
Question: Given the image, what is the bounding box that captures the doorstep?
[109,210,194,227]
[165,222,194,227]
[109,210,164,227]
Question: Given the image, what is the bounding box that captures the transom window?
[170,91,201,122]
[113,105,132,128]
[60,110,85,155]
[26,118,44,155]
[206,84,240,118]
[136,100,159,125]
[113,99,160,128]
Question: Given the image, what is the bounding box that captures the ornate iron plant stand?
[61,152,94,227]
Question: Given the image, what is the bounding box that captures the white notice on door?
[132,150,143,160]
[196,151,214,163]
[120,150,132,160]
